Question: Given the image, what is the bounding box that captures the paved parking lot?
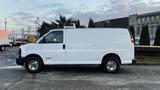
[1,46,160,90]
[0,46,18,67]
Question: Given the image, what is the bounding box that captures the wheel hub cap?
[28,60,39,71]
[106,60,117,71]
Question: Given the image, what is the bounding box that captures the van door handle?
[63,44,65,49]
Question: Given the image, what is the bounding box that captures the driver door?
[40,31,65,64]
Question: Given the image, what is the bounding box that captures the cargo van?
[16,28,135,73]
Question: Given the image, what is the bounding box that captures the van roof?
[50,28,128,32]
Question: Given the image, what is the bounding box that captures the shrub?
[154,25,160,46]
[139,25,150,45]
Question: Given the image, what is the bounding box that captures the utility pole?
[5,18,7,30]
[11,28,14,43]
[36,17,40,30]
[22,28,24,45]
[22,28,24,38]
[36,17,40,38]
[27,26,31,35]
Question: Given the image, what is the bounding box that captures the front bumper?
[16,57,25,65]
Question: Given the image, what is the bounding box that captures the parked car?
[15,38,27,45]
[16,28,135,73]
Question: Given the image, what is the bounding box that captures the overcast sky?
[0,0,160,31]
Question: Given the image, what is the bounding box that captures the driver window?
[45,31,63,43]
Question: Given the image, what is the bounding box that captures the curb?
[133,62,160,65]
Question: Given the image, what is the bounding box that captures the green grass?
[135,55,160,64]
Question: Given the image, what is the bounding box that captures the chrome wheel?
[28,60,39,71]
[106,60,117,71]
[25,57,43,73]
[9,43,12,47]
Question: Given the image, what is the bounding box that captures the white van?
[0,30,14,48]
[16,28,135,73]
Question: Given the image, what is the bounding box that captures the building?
[95,11,160,45]
[95,17,129,28]
[129,11,160,45]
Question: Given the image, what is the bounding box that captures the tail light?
[129,32,134,44]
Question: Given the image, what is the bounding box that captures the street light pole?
[36,17,40,38]
[22,28,24,45]
[5,18,7,30]
[27,26,31,35]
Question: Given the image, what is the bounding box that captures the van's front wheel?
[25,57,43,73]
[102,57,120,73]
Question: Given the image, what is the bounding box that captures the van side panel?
[65,29,134,64]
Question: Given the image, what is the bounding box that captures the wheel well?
[102,53,121,64]
[25,54,44,65]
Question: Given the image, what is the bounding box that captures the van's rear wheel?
[25,56,43,73]
[102,57,120,73]
[9,43,13,47]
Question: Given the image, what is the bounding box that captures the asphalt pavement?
[0,46,160,90]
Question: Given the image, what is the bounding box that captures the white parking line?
[0,66,23,69]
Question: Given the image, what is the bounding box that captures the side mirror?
[39,36,46,43]
[43,36,47,43]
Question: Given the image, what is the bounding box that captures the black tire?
[102,57,120,73]
[25,56,43,73]
[9,42,13,47]
[0,46,5,51]
[0,46,2,51]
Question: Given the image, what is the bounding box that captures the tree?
[129,26,135,44]
[154,25,160,46]
[88,18,95,28]
[50,22,58,29]
[38,21,58,37]
[38,22,50,37]
[56,15,74,28]
[38,15,85,37]
[75,19,80,28]
[56,15,66,28]
[139,25,150,45]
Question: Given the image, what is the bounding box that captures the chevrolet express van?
[16,28,134,73]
